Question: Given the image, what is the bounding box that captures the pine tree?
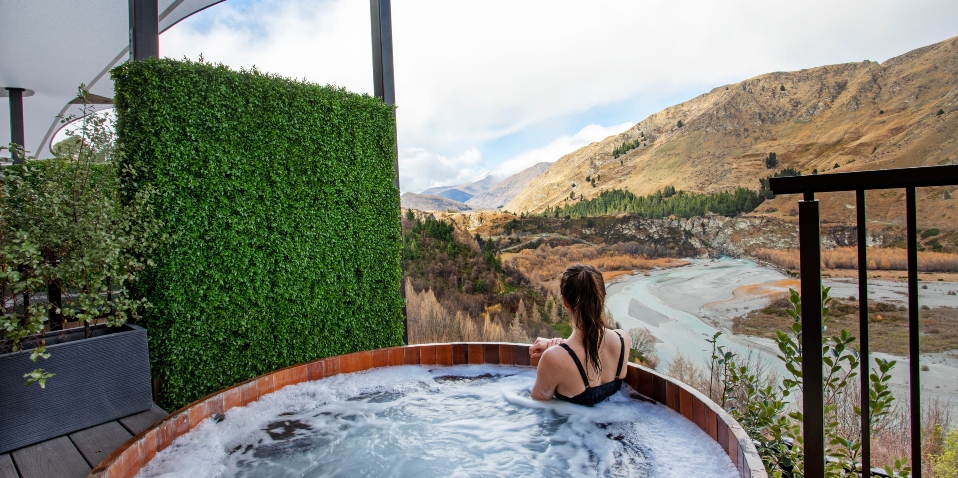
[549,297,561,323]
[516,298,527,324]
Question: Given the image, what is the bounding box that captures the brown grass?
[508,242,688,296]
[733,297,958,356]
[754,247,958,273]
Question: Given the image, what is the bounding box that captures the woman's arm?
[529,337,564,360]
[530,349,563,400]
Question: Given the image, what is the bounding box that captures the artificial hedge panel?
[112,59,404,409]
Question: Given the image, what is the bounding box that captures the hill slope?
[505,36,958,225]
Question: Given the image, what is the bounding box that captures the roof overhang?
[0,0,225,158]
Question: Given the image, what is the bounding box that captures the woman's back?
[552,328,629,399]
[529,264,631,406]
[531,328,631,405]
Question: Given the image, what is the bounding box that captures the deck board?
[10,436,90,478]
[69,421,133,468]
[118,404,168,435]
[0,454,18,478]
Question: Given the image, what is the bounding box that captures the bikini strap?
[558,343,590,389]
[614,331,625,377]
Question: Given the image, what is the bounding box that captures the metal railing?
[770,164,958,478]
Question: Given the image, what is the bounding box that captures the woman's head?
[560,264,607,376]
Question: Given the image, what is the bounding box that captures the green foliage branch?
[714,287,909,477]
[1,87,163,388]
[112,59,403,409]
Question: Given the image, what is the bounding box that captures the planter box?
[0,323,152,454]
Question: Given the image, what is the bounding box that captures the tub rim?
[88,342,766,478]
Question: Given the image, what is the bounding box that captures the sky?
[161,0,958,193]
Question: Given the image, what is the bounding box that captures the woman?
[529,264,631,406]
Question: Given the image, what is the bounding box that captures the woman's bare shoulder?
[611,328,632,348]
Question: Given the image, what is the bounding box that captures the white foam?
[137,365,739,478]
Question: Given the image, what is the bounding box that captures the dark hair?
[560,264,607,378]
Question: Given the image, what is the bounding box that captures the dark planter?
[0,323,152,454]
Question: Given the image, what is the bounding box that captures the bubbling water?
[138,365,738,478]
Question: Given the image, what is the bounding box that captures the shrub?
[1,92,162,388]
[765,152,778,169]
[612,138,642,158]
[113,59,403,409]
[715,287,910,476]
[628,327,658,368]
[938,109,945,116]
[676,120,684,128]
[780,85,786,91]
[931,429,958,477]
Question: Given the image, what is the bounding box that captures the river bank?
[606,257,958,416]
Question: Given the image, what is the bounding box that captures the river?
[605,257,958,415]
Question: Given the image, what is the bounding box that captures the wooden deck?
[0,405,168,478]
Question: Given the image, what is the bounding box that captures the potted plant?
[0,88,163,454]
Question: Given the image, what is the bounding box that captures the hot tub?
[88,343,766,478]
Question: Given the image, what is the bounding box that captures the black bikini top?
[553,331,625,407]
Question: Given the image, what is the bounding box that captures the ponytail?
[560,264,607,378]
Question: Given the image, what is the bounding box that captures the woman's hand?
[530,337,564,359]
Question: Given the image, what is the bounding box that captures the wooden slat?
[11,436,89,478]
[0,454,18,478]
[69,422,132,468]
[118,404,168,435]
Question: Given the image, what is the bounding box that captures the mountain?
[505,36,958,224]
[422,175,499,202]
[465,162,553,209]
[400,192,472,212]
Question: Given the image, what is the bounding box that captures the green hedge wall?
[112,59,404,409]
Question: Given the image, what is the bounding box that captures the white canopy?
[1,0,224,158]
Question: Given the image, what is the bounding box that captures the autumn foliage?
[507,242,687,296]
[754,246,958,273]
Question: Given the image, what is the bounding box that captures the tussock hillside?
[505,36,958,226]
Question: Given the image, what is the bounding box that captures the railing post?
[799,194,825,478]
[856,189,871,475]
[906,187,921,478]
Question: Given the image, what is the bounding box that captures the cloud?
[399,122,633,193]
[162,0,372,93]
[161,0,958,189]
[493,122,635,178]
[399,147,488,193]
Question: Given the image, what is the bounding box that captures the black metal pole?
[856,189,871,475]
[370,0,396,108]
[370,0,406,344]
[906,186,921,478]
[130,0,159,61]
[799,194,825,478]
[7,88,25,164]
